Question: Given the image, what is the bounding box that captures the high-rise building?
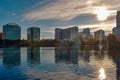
[94,29,105,39]
[83,28,90,35]
[55,26,78,40]
[79,28,93,40]
[117,11,120,28]
[27,27,40,41]
[0,32,2,40]
[3,23,21,40]
[55,28,62,40]
[113,11,120,35]
[112,27,120,35]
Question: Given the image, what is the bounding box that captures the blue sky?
[0,0,119,39]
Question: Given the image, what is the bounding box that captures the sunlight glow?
[94,6,110,21]
[99,68,106,80]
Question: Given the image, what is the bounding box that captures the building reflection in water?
[27,47,40,64]
[55,47,107,65]
[3,47,20,67]
[114,58,120,80]
[82,50,90,63]
[99,68,106,80]
[40,47,55,64]
[109,49,120,80]
[55,48,79,64]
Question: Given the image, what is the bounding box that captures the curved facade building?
[27,27,40,41]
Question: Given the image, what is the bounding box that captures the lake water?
[0,47,119,80]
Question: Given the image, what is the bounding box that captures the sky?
[0,0,120,39]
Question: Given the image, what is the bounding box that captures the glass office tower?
[27,27,40,41]
[3,23,21,40]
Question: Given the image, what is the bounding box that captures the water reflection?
[109,49,120,80]
[27,47,40,64]
[0,47,120,80]
[40,47,55,64]
[114,58,120,80]
[99,68,106,80]
[55,48,79,64]
[3,47,20,67]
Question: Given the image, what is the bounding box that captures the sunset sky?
[0,0,119,39]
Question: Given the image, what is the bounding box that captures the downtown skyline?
[0,0,119,39]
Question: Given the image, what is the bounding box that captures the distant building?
[3,23,21,40]
[0,32,2,40]
[112,27,120,35]
[113,11,120,35]
[55,26,78,40]
[117,11,120,28]
[55,28,62,40]
[27,27,40,41]
[83,28,90,35]
[79,28,93,40]
[94,29,105,40]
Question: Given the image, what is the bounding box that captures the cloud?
[24,0,118,21]
[22,0,119,37]
[23,0,92,21]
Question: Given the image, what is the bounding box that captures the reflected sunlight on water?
[99,68,106,80]
[0,47,118,80]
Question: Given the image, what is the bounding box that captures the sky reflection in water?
[0,47,119,80]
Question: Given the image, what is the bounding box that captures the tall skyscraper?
[55,28,62,40]
[117,11,120,28]
[3,23,21,40]
[55,26,78,40]
[113,11,120,35]
[112,27,120,35]
[27,27,40,41]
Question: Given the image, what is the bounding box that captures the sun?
[94,6,110,21]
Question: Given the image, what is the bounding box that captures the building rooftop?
[28,26,40,29]
[94,29,105,33]
[3,23,20,27]
[7,23,18,26]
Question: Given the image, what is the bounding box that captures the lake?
[0,47,119,80]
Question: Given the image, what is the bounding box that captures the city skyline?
[0,24,106,40]
[0,0,119,39]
